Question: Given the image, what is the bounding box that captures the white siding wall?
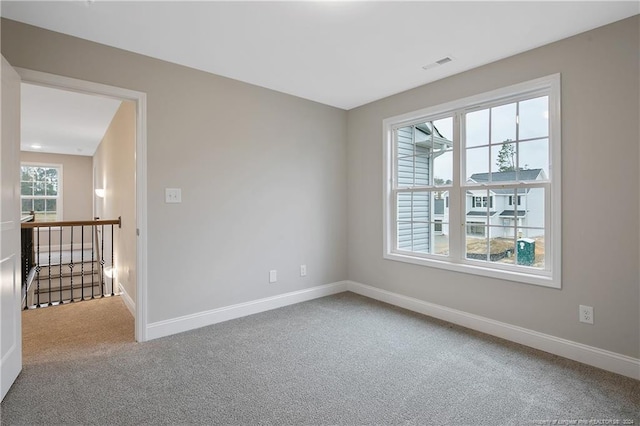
[523,189,545,236]
[397,126,430,253]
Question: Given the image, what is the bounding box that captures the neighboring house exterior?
[396,123,452,254]
[433,195,449,236]
[466,169,546,239]
[396,129,545,255]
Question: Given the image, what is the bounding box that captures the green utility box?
[517,238,535,266]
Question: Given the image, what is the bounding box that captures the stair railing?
[20,212,35,304]
[20,217,121,309]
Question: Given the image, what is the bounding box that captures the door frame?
[16,68,149,342]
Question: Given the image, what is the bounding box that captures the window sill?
[384,251,560,289]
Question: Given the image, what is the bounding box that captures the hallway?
[22,297,134,366]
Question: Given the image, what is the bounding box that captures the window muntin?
[384,75,560,288]
[21,164,62,222]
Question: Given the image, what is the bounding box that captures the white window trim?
[20,162,64,221]
[383,74,561,289]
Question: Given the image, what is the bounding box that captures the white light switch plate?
[165,188,182,203]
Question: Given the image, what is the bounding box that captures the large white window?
[20,163,63,222]
[383,75,561,288]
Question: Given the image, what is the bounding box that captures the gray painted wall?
[2,15,638,358]
[2,18,348,323]
[347,16,639,358]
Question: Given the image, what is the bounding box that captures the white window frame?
[20,162,64,221]
[383,74,561,288]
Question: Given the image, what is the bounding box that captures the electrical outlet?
[165,188,182,203]
[300,265,307,277]
[269,270,277,283]
[579,305,594,324]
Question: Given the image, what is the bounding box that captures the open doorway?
[16,68,148,347]
[19,82,137,362]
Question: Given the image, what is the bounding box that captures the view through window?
[21,164,62,221]
[384,75,561,287]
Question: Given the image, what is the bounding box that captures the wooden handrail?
[21,217,121,229]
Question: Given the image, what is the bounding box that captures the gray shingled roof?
[466,211,498,216]
[500,210,527,217]
[415,123,453,148]
[470,168,543,183]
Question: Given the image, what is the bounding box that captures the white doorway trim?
[16,68,149,342]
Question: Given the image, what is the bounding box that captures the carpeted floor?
[1,292,638,425]
[21,295,135,365]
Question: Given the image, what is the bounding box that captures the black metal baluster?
[35,227,41,308]
[81,225,85,301]
[23,226,33,310]
[91,224,95,299]
[48,227,52,306]
[111,224,115,296]
[69,226,74,302]
[21,224,33,294]
[100,224,105,298]
[59,226,63,304]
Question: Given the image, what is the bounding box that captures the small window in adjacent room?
[508,195,522,206]
[383,74,561,288]
[20,163,62,221]
[472,196,493,208]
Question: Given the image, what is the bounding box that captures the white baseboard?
[146,281,349,341]
[118,282,135,318]
[346,281,640,380]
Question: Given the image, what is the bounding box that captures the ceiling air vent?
[422,56,454,71]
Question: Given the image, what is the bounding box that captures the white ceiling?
[3,1,638,111]
[21,83,122,156]
[3,2,639,157]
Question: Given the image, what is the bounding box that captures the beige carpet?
[22,296,135,365]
